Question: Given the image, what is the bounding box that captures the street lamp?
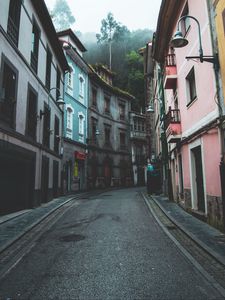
[95,129,100,136]
[146,97,162,113]
[171,15,218,66]
[40,87,65,119]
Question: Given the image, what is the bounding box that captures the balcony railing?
[164,54,177,89]
[164,107,180,130]
[165,53,176,66]
[130,130,146,139]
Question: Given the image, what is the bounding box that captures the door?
[192,146,205,212]
[41,156,49,203]
[53,160,59,198]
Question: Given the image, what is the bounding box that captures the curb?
[141,192,225,298]
[0,196,77,254]
[147,193,225,267]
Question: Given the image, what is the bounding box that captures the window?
[104,96,110,114]
[26,85,37,140]
[119,103,125,120]
[78,113,85,142]
[104,126,111,147]
[67,65,74,95]
[79,74,85,99]
[92,88,97,107]
[7,0,22,46]
[120,132,126,150]
[30,19,40,74]
[54,116,60,153]
[0,57,18,128]
[180,2,190,37]
[56,67,61,99]
[186,67,197,105]
[91,118,98,144]
[66,106,73,139]
[45,47,52,91]
[42,104,50,148]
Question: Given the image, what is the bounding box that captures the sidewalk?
[148,193,225,266]
[0,194,79,254]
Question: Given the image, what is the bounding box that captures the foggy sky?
[44,0,161,33]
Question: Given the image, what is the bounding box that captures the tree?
[96,12,118,69]
[125,50,145,112]
[51,0,75,32]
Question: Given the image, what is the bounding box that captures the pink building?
[151,0,224,231]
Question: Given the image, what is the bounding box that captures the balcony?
[164,107,181,143]
[130,130,146,140]
[164,54,177,90]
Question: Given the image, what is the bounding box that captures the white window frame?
[79,74,85,100]
[66,104,74,139]
[78,112,85,142]
[67,64,74,96]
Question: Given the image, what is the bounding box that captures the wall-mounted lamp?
[95,129,100,136]
[170,15,218,67]
[147,105,154,113]
[146,98,162,113]
[39,87,65,120]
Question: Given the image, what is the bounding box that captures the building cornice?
[153,0,185,63]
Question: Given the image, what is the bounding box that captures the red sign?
[74,151,86,160]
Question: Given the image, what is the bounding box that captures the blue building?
[57,29,90,192]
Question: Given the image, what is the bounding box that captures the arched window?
[66,105,74,139]
[78,112,85,142]
[67,65,74,96]
[79,74,85,100]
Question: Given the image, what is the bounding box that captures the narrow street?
[0,188,222,299]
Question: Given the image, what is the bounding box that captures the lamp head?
[171,31,189,48]
[147,105,154,113]
[56,97,65,106]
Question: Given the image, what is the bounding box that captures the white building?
[0,0,69,214]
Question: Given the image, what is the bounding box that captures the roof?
[89,66,135,101]
[153,0,185,63]
[31,0,69,71]
[57,29,87,52]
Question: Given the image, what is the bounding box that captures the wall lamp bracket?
[39,109,46,120]
[171,15,219,69]
[185,54,219,70]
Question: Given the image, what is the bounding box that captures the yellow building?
[213,0,225,103]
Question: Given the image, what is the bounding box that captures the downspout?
[206,0,225,231]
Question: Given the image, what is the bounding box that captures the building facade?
[151,0,225,231]
[58,29,89,193]
[129,111,148,186]
[88,64,133,189]
[0,0,68,215]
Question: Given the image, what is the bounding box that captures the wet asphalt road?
[0,188,222,299]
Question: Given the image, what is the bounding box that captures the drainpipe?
[206,0,225,231]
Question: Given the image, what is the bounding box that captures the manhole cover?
[60,234,85,242]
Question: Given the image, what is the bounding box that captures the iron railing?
[164,107,180,130]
